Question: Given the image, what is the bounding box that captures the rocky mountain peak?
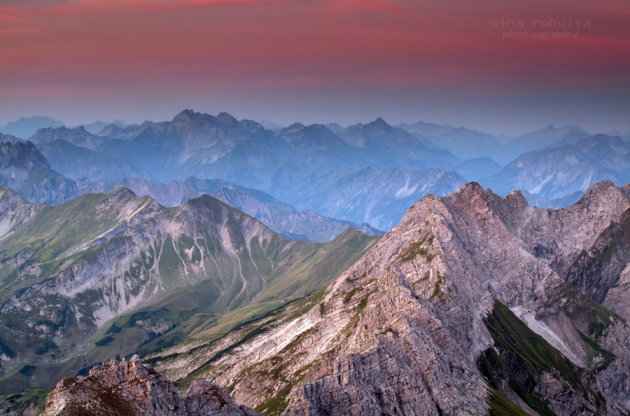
[217,112,238,125]
[171,109,197,124]
[302,123,333,135]
[32,125,88,139]
[42,356,259,416]
[170,109,221,129]
[577,133,629,154]
[455,180,485,195]
[573,179,625,211]
[0,133,21,143]
[0,116,64,140]
[0,180,378,393]
[441,181,498,217]
[368,116,391,130]
[504,188,528,206]
[0,140,50,170]
[102,186,144,206]
[542,123,556,131]
[183,192,227,212]
[98,123,126,137]
[282,122,306,133]
[0,140,78,204]
[169,110,233,137]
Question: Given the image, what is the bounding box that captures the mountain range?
[0,186,377,394]
[2,109,630,414]
[26,180,630,415]
[0,135,629,414]
[87,177,382,242]
[8,110,629,216]
[398,121,506,162]
[484,134,630,206]
[397,122,598,165]
[143,180,630,415]
[0,140,378,242]
[0,118,64,141]
[5,109,630,236]
[3,108,630,232]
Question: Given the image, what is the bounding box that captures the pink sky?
[1,0,629,133]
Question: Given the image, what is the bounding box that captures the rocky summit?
[42,355,259,416]
[146,180,630,415]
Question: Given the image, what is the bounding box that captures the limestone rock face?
[42,355,259,416]
[152,181,630,415]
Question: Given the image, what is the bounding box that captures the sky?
[1,0,629,135]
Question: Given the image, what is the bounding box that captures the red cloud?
[323,0,407,13]
[1,0,286,20]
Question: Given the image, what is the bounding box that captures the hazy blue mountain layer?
[0,117,63,140]
[483,134,630,203]
[0,140,378,242]
[6,110,630,229]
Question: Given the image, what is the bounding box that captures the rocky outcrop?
[150,180,630,415]
[42,355,258,416]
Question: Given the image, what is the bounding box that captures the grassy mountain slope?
[0,189,377,393]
